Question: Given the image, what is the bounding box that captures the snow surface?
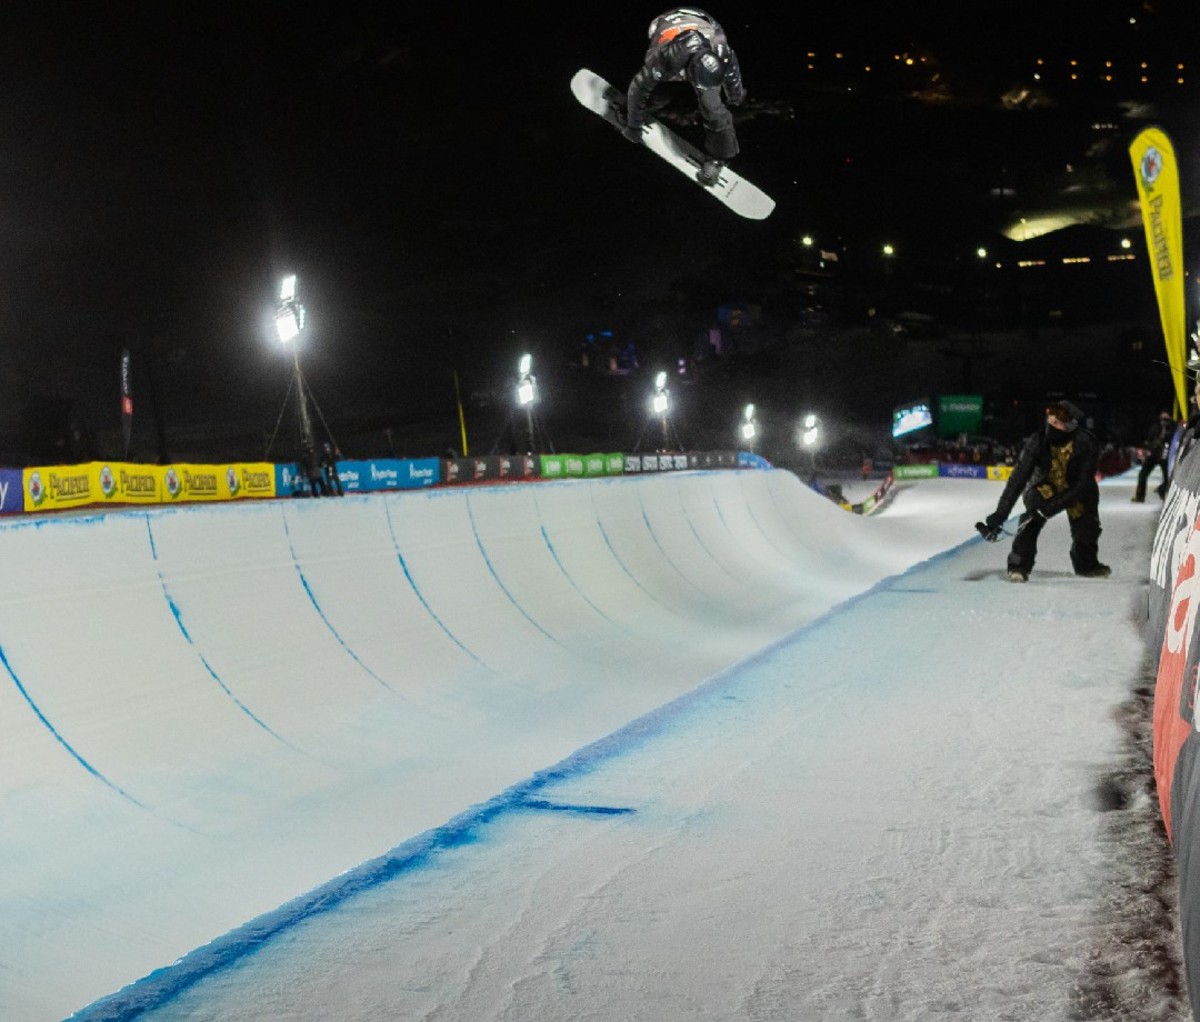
[0,469,1186,1021]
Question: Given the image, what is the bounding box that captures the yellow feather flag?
[1130,126,1188,416]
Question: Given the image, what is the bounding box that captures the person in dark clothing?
[1132,410,1175,502]
[320,441,343,497]
[301,444,328,498]
[976,401,1110,583]
[620,8,747,186]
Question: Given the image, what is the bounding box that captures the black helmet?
[687,49,725,89]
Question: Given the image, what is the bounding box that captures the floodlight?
[803,413,817,429]
[652,391,669,415]
[741,421,757,441]
[517,378,535,406]
[744,403,755,421]
[519,353,532,377]
[275,306,301,344]
[280,274,297,303]
[655,371,667,391]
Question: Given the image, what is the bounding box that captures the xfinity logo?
[0,478,8,509]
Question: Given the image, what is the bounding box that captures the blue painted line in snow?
[464,493,562,646]
[639,503,706,595]
[588,491,690,624]
[381,498,490,668]
[520,799,635,816]
[279,507,404,698]
[674,483,743,586]
[144,518,290,746]
[68,533,976,1022]
[0,642,146,810]
[538,523,623,630]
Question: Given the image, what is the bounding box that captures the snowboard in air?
[570,68,775,221]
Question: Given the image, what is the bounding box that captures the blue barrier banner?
[737,452,773,470]
[938,462,988,480]
[0,468,21,513]
[276,458,441,495]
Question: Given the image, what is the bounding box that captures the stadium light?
[516,352,537,451]
[740,403,758,446]
[274,273,315,457]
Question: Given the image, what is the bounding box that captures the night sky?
[0,2,1193,461]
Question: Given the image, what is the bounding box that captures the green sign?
[937,394,983,437]
[894,463,939,480]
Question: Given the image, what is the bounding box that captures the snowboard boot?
[697,159,724,187]
[1075,563,1112,578]
[1006,570,1028,583]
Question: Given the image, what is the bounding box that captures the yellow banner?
[161,463,277,502]
[23,461,277,511]
[23,464,102,512]
[1130,126,1188,416]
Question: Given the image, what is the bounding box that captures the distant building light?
[1017,260,1047,268]
[1062,256,1092,265]
[1107,254,1137,262]
[1120,237,1132,249]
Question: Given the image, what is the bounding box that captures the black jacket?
[625,9,745,131]
[994,425,1100,521]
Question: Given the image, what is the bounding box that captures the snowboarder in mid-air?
[619,8,746,187]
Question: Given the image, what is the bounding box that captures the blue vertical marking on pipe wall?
[382,497,491,668]
[279,507,405,699]
[709,480,772,570]
[0,642,146,809]
[585,484,694,624]
[638,500,706,595]
[464,493,563,647]
[144,516,291,746]
[673,481,743,586]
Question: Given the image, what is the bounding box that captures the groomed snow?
[0,470,1184,1020]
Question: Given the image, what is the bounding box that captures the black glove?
[621,124,643,144]
[725,86,746,107]
[976,513,1005,542]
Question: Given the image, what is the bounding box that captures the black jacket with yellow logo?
[994,425,1100,522]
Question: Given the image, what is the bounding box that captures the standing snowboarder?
[1132,410,1174,502]
[975,401,1110,582]
[619,8,747,186]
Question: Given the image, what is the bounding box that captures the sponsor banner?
[737,451,772,470]
[583,453,608,477]
[894,463,939,480]
[987,464,1013,482]
[227,463,276,499]
[102,462,163,504]
[538,455,567,480]
[1148,432,1200,1012]
[276,462,309,497]
[937,394,983,437]
[938,462,988,480]
[0,468,22,513]
[606,453,625,475]
[442,455,528,485]
[24,463,102,512]
[1130,126,1189,417]
[160,464,235,503]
